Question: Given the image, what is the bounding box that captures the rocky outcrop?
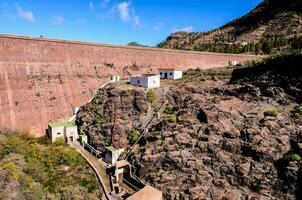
[0,34,260,136]
[77,77,302,199]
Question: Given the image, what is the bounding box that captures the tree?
[261,41,272,54]
[146,90,157,103]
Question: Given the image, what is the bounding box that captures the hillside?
[159,0,302,54]
[76,54,302,199]
[0,131,101,200]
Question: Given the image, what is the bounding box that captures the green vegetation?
[291,104,302,118]
[264,108,279,117]
[94,115,101,125]
[164,104,174,115]
[178,67,235,82]
[290,154,302,162]
[146,90,157,103]
[158,0,302,55]
[0,131,101,200]
[53,137,67,146]
[146,171,160,182]
[169,114,177,123]
[89,103,97,111]
[128,129,140,144]
[164,104,177,123]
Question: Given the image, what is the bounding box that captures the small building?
[73,107,80,115]
[48,121,78,144]
[229,60,238,66]
[159,67,183,80]
[111,75,120,82]
[79,134,88,145]
[104,146,125,165]
[130,74,160,88]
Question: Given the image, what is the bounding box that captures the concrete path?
[71,141,117,200]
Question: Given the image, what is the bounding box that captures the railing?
[125,99,168,160]
[82,141,102,159]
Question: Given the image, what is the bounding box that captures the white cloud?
[89,1,94,12]
[173,26,194,33]
[133,15,140,27]
[154,22,165,31]
[52,16,64,25]
[117,2,129,21]
[115,2,140,27]
[16,3,34,22]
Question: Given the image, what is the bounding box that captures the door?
[69,136,73,142]
[164,73,168,79]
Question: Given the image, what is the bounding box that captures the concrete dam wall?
[0,34,261,136]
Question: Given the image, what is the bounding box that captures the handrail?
[70,141,114,200]
[125,100,167,160]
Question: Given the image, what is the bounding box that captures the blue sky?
[0,0,262,46]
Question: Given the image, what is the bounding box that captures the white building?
[159,67,183,80]
[130,74,160,88]
[229,60,238,66]
[111,75,120,82]
[48,121,79,144]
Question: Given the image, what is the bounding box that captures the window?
[170,73,173,75]
[137,80,140,84]
[57,132,62,135]
[160,72,162,75]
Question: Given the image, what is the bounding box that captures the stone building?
[130,74,160,88]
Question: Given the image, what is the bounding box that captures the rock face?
[0,34,260,136]
[77,74,302,199]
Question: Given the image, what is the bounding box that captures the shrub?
[88,103,97,111]
[94,115,101,125]
[294,105,302,114]
[292,104,302,118]
[146,90,157,103]
[291,154,301,162]
[147,171,159,181]
[169,114,177,123]
[264,108,278,117]
[0,132,101,199]
[53,137,67,146]
[128,129,140,144]
[164,104,174,115]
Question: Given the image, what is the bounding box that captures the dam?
[0,34,262,136]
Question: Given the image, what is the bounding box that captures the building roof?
[48,121,76,128]
[126,185,162,200]
[159,66,181,70]
[106,146,117,152]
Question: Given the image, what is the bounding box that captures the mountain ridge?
[159,0,302,54]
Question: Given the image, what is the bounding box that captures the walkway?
[71,141,116,200]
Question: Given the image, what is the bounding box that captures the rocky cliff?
[77,54,302,199]
[0,34,260,136]
[159,0,302,54]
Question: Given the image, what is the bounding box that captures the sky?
[0,0,262,46]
